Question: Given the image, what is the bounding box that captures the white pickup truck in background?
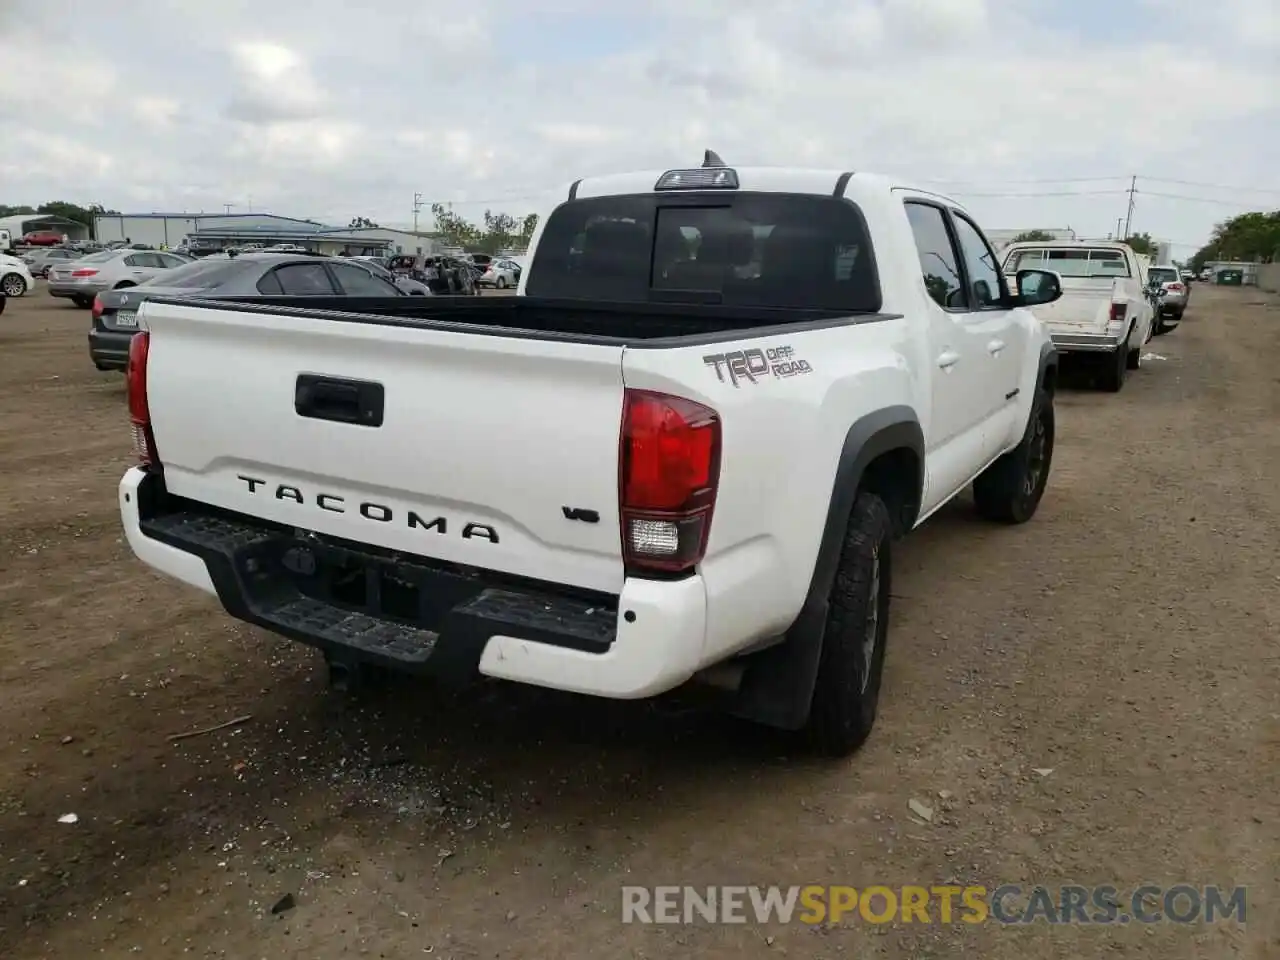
[119,154,1062,756]
[1000,240,1153,392]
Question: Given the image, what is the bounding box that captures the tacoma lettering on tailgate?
[235,474,500,543]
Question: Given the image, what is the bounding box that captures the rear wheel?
[496,276,508,289]
[1,273,27,297]
[805,492,893,757]
[1099,340,1128,392]
[974,388,1055,523]
[71,295,92,308]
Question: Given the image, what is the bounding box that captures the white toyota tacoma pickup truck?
[119,154,1063,756]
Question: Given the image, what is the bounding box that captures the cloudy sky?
[2,0,1276,255]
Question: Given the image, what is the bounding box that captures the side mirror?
[1015,268,1062,306]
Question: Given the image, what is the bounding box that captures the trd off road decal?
[702,346,813,387]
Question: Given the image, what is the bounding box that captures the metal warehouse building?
[0,214,91,245]
[92,212,326,249]
[92,213,438,257]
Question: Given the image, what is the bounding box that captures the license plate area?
[266,536,482,631]
[114,311,138,328]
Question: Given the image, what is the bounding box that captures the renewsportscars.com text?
[621,884,1247,925]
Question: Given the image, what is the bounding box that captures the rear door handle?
[987,339,1006,355]
[937,351,961,370]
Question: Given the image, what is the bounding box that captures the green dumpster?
[1218,269,1244,286]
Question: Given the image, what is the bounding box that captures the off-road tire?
[973,387,1055,524]
[805,492,893,758]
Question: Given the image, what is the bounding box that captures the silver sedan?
[47,249,192,307]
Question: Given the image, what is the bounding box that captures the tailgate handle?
[295,375,384,427]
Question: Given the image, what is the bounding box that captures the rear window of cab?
[526,193,882,313]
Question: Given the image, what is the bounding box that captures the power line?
[1138,190,1276,207]
[1140,176,1280,196]
[921,175,1128,185]
[947,189,1128,198]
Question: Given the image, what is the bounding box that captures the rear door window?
[526,193,880,312]
[260,263,336,295]
[157,258,256,289]
[328,262,401,296]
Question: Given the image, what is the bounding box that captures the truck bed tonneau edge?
[141,294,901,346]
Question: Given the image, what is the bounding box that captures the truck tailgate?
[142,302,627,594]
[1028,279,1119,334]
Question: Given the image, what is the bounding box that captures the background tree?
[430,204,538,253]
[348,216,379,228]
[1012,229,1055,243]
[1189,210,1280,270]
[1122,232,1156,256]
[518,213,539,246]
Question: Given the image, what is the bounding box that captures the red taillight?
[71,268,99,278]
[619,389,721,576]
[1168,282,1184,292]
[91,295,103,319]
[1110,302,1127,325]
[126,331,160,467]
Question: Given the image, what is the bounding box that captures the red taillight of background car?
[71,268,99,278]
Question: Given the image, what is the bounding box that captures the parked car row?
[87,252,428,370]
[385,254,481,295]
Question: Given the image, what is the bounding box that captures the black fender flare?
[1035,340,1059,398]
[729,405,924,731]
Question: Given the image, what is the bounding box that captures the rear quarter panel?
[622,315,916,667]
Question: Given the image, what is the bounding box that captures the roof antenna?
[702,149,726,168]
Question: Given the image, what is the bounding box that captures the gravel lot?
[1,283,1276,959]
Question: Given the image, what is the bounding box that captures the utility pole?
[412,193,424,233]
[1115,217,1123,240]
[1122,175,1137,240]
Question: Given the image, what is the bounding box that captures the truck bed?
[150,294,891,346]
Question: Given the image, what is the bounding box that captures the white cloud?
[226,40,328,122]
[0,0,1275,252]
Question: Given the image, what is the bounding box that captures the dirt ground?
[0,283,1276,959]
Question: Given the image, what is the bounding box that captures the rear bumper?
[49,281,106,298]
[118,468,707,699]
[88,329,134,369]
[1050,332,1123,353]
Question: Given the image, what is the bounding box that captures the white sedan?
[0,255,36,298]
